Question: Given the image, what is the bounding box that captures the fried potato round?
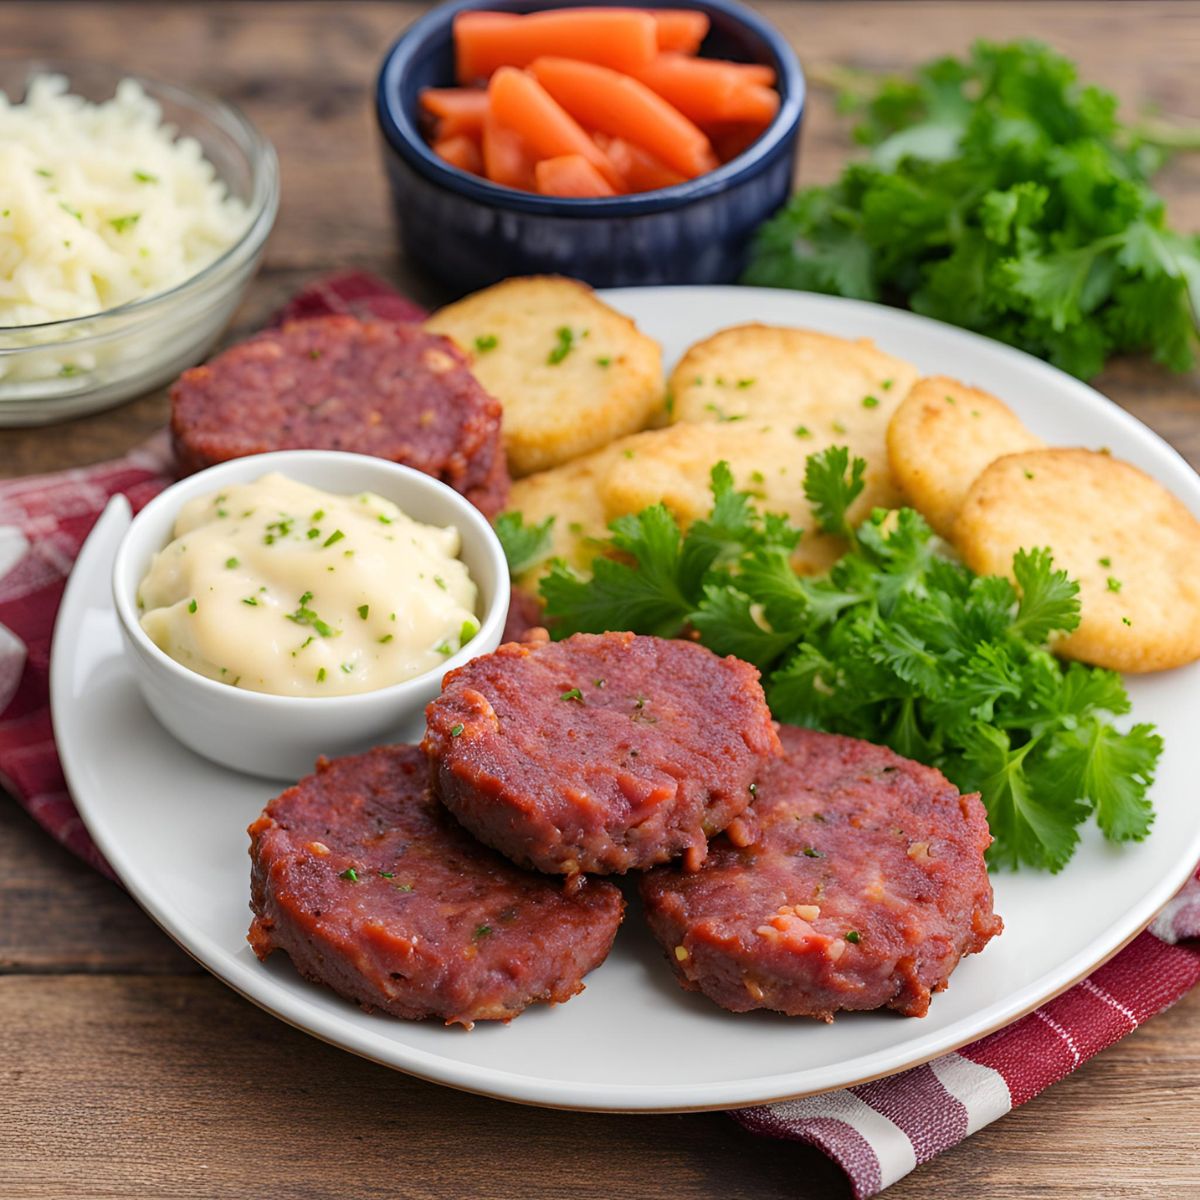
[667,323,918,429]
[886,377,1045,537]
[598,419,896,575]
[426,276,663,477]
[954,448,1200,673]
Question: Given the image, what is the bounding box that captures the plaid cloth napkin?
[2,272,1196,1198]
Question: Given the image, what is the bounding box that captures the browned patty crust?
[640,725,1002,1020]
[247,745,624,1027]
[171,315,509,516]
[422,632,781,876]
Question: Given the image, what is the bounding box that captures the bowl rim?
[0,56,280,340]
[111,450,511,713]
[375,0,805,216]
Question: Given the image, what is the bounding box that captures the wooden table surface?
[2,3,1198,1197]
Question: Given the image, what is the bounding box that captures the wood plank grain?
[1,972,1198,1199]
[0,973,848,1200]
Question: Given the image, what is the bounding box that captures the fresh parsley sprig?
[532,449,1161,871]
[744,40,1200,379]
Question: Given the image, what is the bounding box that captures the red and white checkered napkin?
[1,273,1196,1198]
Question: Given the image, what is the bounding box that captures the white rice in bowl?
[0,74,250,329]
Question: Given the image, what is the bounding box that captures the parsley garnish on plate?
[743,41,1200,379]
[493,511,556,575]
[537,449,1162,872]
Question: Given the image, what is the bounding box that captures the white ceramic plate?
[51,287,1200,1113]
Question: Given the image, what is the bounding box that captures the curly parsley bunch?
[744,40,1200,378]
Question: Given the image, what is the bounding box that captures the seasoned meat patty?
[640,725,1002,1019]
[247,745,623,1027]
[171,315,509,516]
[422,632,780,876]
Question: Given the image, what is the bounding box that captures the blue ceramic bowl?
[375,0,804,292]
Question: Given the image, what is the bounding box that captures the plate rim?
[51,286,1200,1112]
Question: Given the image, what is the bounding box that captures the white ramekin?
[111,450,510,780]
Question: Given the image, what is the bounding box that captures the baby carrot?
[648,9,711,54]
[632,54,779,125]
[420,88,489,138]
[722,83,780,125]
[454,9,658,83]
[433,133,484,175]
[488,66,625,189]
[534,154,618,197]
[598,135,686,192]
[529,56,717,179]
[482,109,536,190]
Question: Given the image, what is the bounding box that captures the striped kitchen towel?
[1,271,1196,1198]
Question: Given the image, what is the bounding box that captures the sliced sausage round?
[639,725,1003,1020]
[171,315,509,516]
[422,631,780,876]
[247,744,623,1027]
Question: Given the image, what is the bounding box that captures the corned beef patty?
[639,725,1002,1020]
[171,315,509,516]
[422,631,780,876]
[247,745,623,1027]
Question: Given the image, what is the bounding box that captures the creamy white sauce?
[138,473,479,697]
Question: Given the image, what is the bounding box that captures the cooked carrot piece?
[433,133,484,175]
[632,54,779,125]
[482,110,536,190]
[598,135,686,192]
[454,10,658,83]
[736,63,777,88]
[488,66,625,189]
[420,88,489,138]
[529,57,717,179]
[534,153,618,198]
[648,9,710,54]
[721,83,780,125]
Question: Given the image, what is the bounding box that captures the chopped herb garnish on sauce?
[242,596,258,606]
[1106,576,1122,593]
[595,356,612,367]
[547,326,576,365]
[316,667,327,683]
[339,867,359,883]
[474,333,499,353]
[450,723,464,737]
[560,687,584,702]
[434,575,447,590]
[323,529,345,548]
[187,599,197,614]
[358,604,369,620]
[803,847,824,858]
[473,924,493,939]
[108,213,141,233]
[862,395,879,408]
[845,930,861,943]
[133,169,158,183]
[378,871,395,879]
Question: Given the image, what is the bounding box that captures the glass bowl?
[0,59,279,426]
